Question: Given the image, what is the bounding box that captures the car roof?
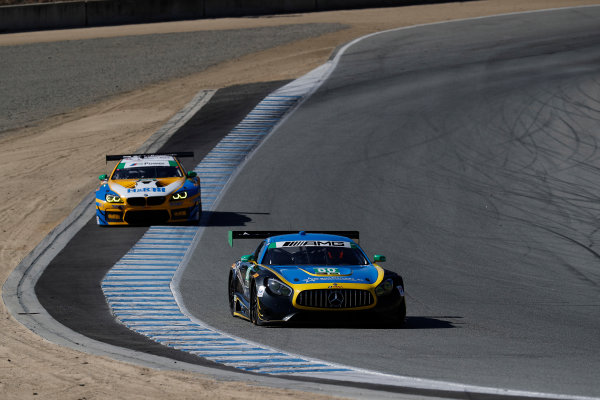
[265,232,355,244]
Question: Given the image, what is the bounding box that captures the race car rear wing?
[228,230,360,247]
[105,152,194,162]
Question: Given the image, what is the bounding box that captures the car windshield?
[111,166,183,180]
[262,245,369,266]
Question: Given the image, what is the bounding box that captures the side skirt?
[233,294,251,321]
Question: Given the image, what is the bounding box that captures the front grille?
[127,196,166,206]
[296,289,374,309]
[147,196,166,206]
[127,197,145,206]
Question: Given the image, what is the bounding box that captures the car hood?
[269,264,381,285]
[109,178,183,198]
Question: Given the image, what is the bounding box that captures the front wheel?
[228,271,236,317]
[250,282,266,326]
[390,298,407,328]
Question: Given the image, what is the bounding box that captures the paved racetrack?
[179,7,600,397]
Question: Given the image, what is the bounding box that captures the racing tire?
[228,271,236,317]
[390,298,407,328]
[186,214,201,226]
[250,282,266,326]
[186,205,201,226]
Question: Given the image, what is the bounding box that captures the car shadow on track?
[105,211,265,227]
[270,315,460,329]
[403,316,461,329]
[200,210,269,226]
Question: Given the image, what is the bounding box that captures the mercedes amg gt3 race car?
[228,231,406,326]
[95,152,201,226]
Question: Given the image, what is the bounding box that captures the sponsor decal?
[107,212,122,220]
[172,210,187,218]
[276,241,351,248]
[397,285,405,296]
[304,277,363,283]
[257,285,266,298]
[328,283,343,289]
[123,160,171,168]
[127,187,166,193]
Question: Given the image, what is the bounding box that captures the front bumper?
[96,196,201,225]
[256,285,405,324]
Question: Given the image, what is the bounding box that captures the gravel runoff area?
[1,1,598,399]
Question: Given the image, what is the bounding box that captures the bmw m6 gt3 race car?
[95,152,201,226]
[228,231,406,326]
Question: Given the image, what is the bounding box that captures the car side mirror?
[373,254,386,262]
[99,174,108,181]
[187,171,197,178]
[241,254,255,262]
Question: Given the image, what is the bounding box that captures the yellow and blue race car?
[228,231,406,326]
[95,152,201,226]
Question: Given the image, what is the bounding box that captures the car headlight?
[267,278,293,297]
[375,278,394,296]
[171,191,188,200]
[105,194,122,203]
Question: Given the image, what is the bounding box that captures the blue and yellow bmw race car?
[95,152,201,226]
[228,231,406,326]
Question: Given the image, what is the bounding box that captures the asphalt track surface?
[178,7,600,398]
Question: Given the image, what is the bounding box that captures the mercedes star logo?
[328,290,344,307]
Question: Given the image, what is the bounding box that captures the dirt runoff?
[0,1,597,399]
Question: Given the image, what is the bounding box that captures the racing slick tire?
[228,271,236,317]
[250,281,266,326]
[388,297,407,328]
